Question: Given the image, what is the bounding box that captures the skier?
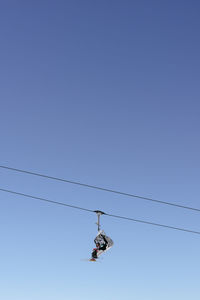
[91,233,108,259]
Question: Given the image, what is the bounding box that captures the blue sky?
[0,1,200,299]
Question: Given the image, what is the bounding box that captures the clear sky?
[0,1,200,299]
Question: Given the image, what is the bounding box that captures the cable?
[0,165,200,213]
[0,188,93,213]
[0,187,200,235]
[106,213,200,235]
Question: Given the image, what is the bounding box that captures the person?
[91,233,108,259]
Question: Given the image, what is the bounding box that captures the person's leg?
[92,248,98,259]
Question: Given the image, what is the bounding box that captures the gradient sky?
[0,1,200,299]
